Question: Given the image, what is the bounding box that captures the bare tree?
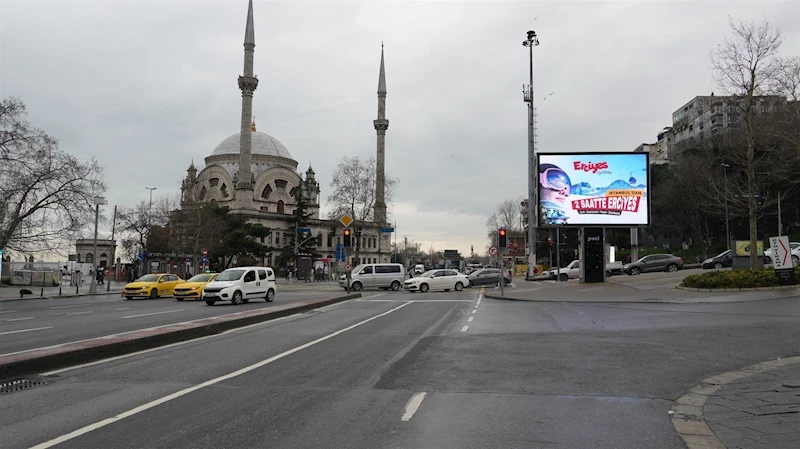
[327,155,397,262]
[486,197,524,237]
[710,16,784,270]
[0,97,105,253]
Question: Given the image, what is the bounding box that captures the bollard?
[76,284,79,294]
[41,287,44,297]
[59,286,62,296]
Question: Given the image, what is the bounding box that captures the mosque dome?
[211,130,293,160]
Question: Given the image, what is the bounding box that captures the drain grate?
[0,378,49,394]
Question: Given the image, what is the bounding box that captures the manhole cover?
[0,378,49,394]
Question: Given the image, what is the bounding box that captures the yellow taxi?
[122,273,184,300]
[172,273,218,301]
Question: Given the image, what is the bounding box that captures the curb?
[675,285,800,292]
[0,293,361,380]
[0,290,124,302]
[670,356,800,449]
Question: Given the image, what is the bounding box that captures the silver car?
[339,263,405,291]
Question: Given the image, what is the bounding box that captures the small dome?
[211,131,293,160]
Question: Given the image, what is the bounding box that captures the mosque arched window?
[277,200,285,214]
[262,185,273,199]
[274,179,288,190]
[209,178,219,187]
[220,184,229,198]
[199,186,207,200]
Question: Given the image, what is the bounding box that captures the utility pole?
[522,30,539,281]
[778,190,783,236]
[89,196,107,294]
[145,187,157,261]
[721,163,730,249]
[108,205,117,292]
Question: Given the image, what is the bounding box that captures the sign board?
[507,236,525,257]
[769,236,797,285]
[335,244,345,262]
[202,248,208,256]
[381,227,395,233]
[297,227,311,233]
[537,152,650,227]
[735,240,764,256]
[488,246,497,256]
[232,255,238,265]
[344,263,351,271]
[339,214,354,228]
[443,249,459,258]
[138,254,145,261]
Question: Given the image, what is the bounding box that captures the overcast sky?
[2,0,799,258]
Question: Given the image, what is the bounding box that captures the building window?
[277,200,285,214]
[260,236,264,244]
[275,179,288,190]
[220,183,229,198]
[262,185,273,199]
[199,186,207,200]
[337,237,341,245]
[327,233,333,247]
[275,233,281,246]
[209,178,219,187]
[86,253,94,263]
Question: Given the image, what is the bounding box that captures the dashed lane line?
[461,325,469,332]
[6,317,34,321]
[0,326,53,336]
[468,316,474,322]
[401,392,427,421]
[121,309,185,319]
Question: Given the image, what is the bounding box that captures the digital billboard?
[537,152,650,227]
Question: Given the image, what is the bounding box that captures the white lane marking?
[401,392,427,421]
[30,301,414,448]
[461,325,469,332]
[6,317,35,321]
[67,311,93,315]
[122,309,185,319]
[468,316,474,322]
[113,307,130,311]
[471,309,477,314]
[50,304,91,309]
[43,314,301,375]
[356,299,469,303]
[0,310,19,314]
[0,326,53,336]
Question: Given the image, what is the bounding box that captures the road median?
[0,293,360,380]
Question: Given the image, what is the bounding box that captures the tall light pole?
[721,164,730,250]
[145,186,157,261]
[88,196,107,294]
[523,30,539,280]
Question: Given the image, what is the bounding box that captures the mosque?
[179,0,391,270]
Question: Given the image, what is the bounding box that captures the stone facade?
[75,238,116,267]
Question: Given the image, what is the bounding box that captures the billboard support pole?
[631,228,639,262]
[556,230,561,282]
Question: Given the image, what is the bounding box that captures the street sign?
[488,246,497,256]
[297,227,311,233]
[339,214,354,228]
[232,255,238,265]
[380,227,394,233]
[138,254,145,261]
[344,263,351,271]
[769,236,798,285]
[202,248,208,256]
[202,256,208,262]
[335,244,345,262]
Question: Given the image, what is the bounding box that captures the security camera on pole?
[522,30,539,281]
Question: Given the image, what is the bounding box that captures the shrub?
[682,269,787,289]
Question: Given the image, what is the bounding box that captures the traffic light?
[343,228,352,247]
[498,228,507,248]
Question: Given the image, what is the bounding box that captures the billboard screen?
[537,152,650,227]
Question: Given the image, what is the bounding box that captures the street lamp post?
[144,187,157,267]
[88,196,107,294]
[523,30,539,280]
[721,164,730,249]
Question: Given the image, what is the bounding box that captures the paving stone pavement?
[705,364,800,449]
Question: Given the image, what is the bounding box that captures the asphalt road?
[0,288,349,356]
[4,287,800,449]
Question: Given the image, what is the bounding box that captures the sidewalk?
[0,283,123,301]
[704,363,800,448]
[483,276,800,304]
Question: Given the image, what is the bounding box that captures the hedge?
[682,268,799,289]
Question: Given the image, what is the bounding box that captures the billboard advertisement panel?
[537,153,650,227]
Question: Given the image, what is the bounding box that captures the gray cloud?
[2,0,799,255]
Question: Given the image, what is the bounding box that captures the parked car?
[548,260,581,281]
[123,273,185,300]
[403,269,470,293]
[622,254,683,275]
[702,250,732,269]
[764,242,800,265]
[202,266,276,305]
[338,263,405,291]
[467,268,511,287]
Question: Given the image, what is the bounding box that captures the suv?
[622,254,683,275]
[202,266,276,305]
[339,263,405,291]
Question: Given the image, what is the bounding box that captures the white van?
[202,266,276,305]
[414,264,425,275]
[339,263,405,291]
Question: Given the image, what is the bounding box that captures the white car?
[764,242,800,264]
[548,260,581,281]
[202,266,276,306]
[403,269,470,293]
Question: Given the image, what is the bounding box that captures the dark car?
[702,250,732,269]
[467,268,511,287]
[622,254,683,275]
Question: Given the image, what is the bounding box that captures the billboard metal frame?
[536,152,651,228]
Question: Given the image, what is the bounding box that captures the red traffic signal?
[343,228,352,247]
[498,228,507,248]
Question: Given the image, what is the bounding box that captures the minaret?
[373,43,389,224]
[236,0,258,210]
